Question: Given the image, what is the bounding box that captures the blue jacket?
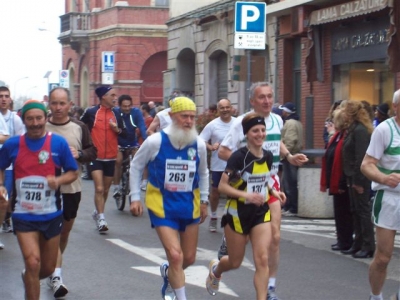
[114,107,148,147]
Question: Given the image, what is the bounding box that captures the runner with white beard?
[129,96,209,300]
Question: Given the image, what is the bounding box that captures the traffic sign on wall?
[234,1,267,50]
[102,51,115,73]
[59,70,69,88]
[102,73,114,85]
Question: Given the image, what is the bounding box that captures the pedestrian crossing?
[281,218,400,249]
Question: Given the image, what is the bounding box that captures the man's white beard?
[168,123,198,149]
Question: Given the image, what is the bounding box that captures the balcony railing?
[60,12,91,33]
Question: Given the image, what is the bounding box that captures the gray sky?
[0,0,64,101]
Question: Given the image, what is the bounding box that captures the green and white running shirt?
[220,111,283,177]
[367,117,400,192]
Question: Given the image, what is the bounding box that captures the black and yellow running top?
[226,147,273,202]
[222,147,274,234]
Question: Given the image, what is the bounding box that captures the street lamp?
[26,86,38,98]
[44,71,52,94]
[14,76,29,98]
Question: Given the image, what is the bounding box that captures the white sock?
[98,213,105,220]
[174,287,186,300]
[52,267,62,278]
[369,292,383,300]
[268,277,276,289]
[211,211,217,219]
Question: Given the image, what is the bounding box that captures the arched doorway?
[80,68,89,108]
[209,50,228,104]
[176,48,195,99]
[140,51,167,104]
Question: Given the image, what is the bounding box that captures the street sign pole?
[246,50,251,107]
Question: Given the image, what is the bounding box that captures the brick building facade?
[59,0,169,108]
[269,0,400,149]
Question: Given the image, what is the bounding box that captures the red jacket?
[81,105,126,159]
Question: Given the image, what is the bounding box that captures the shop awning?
[305,0,400,82]
[309,0,391,26]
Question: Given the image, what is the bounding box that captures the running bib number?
[25,191,42,201]
[165,159,196,192]
[168,172,186,182]
[16,176,55,212]
[246,173,268,204]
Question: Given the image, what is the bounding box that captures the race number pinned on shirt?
[165,159,196,192]
[246,173,268,204]
[17,176,55,213]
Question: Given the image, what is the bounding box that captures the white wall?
[170,0,219,18]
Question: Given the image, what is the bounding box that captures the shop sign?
[331,17,389,65]
[310,0,390,25]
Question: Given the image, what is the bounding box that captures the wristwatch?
[200,200,209,206]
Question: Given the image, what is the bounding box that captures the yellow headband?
[170,97,196,113]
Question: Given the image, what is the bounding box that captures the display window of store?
[333,61,394,106]
[331,16,393,107]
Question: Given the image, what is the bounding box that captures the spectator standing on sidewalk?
[199,98,235,232]
[372,102,390,128]
[320,109,353,252]
[279,102,303,216]
[340,100,375,259]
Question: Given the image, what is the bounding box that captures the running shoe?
[217,235,228,260]
[113,187,122,200]
[282,210,297,217]
[47,276,68,298]
[209,218,217,232]
[0,240,4,249]
[91,209,98,222]
[160,262,176,300]
[21,269,27,300]
[206,259,220,296]
[390,288,400,300]
[267,287,280,300]
[97,218,108,232]
[2,218,13,233]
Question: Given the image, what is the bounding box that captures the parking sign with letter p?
[235,2,266,33]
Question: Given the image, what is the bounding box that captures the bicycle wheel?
[115,174,127,211]
[115,191,125,211]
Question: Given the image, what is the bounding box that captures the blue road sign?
[102,51,115,73]
[235,1,266,33]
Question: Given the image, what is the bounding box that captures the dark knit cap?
[377,103,389,117]
[95,86,112,99]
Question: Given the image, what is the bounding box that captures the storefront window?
[332,61,394,106]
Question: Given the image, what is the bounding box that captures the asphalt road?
[0,179,399,300]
